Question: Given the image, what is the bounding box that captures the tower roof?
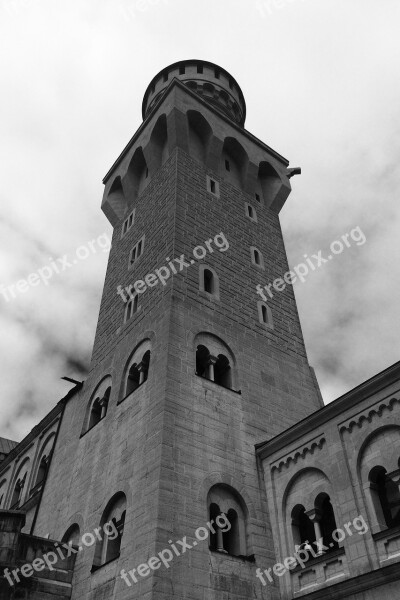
[142,59,246,126]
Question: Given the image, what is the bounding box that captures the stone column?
[207,355,217,382]
[305,508,324,555]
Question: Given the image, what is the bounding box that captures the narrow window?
[245,203,257,223]
[197,65,203,74]
[129,236,145,268]
[291,505,316,548]
[251,247,264,269]
[370,467,400,528]
[255,193,260,202]
[163,72,168,82]
[34,457,48,488]
[214,68,220,79]
[206,175,220,197]
[318,495,339,550]
[204,269,214,294]
[179,66,185,75]
[121,209,135,239]
[258,301,273,329]
[228,77,233,89]
[225,159,230,172]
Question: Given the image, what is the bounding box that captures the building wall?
[258,366,400,599]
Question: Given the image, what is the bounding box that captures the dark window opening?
[214,354,232,389]
[145,167,149,178]
[179,66,185,75]
[319,496,339,550]
[126,364,140,395]
[374,469,400,528]
[88,398,102,429]
[105,511,125,563]
[210,179,216,193]
[225,159,230,171]
[196,345,210,378]
[255,193,260,202]
[247,205,254,218]
[292,505,316,547]
[163,72,168,82]
[197,64,203,74]
[203,269,214,294]
[253,250,261,265]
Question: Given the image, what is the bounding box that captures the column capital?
[305,508,322,522]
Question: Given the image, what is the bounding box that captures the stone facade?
[0,59,398,600]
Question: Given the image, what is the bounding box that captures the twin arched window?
[208,485,248,558]
[88,386,111,430]
[93,493,126,570]
[125,349,150,396]
[291,493,338,553]
[196,345,232,389]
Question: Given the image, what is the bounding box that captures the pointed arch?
[187,110,213,164]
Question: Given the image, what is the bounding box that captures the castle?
[0,60,399,600]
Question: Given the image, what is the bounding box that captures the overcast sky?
[1,0,399,441]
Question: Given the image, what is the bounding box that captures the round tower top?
[142,59,246,126]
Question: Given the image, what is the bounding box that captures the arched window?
[93,493,126,569]
[315,493,339,550]
[250,247,264,269]
[199,265,220,299]
[195,334,237,391]
[208,485,248,557]
[84,378,112,434]
[291,505,316,549]
[123,342,152,399]
[10,475,26,509]
[88,398,102,429]
[196,346,232,390]
[257,301,273,329]
[369,466,400,529]
[62,524,81,546]
[34,456,48,489]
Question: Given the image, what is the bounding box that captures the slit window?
[179,66,185,75]
[225,159,230,172]
[163,72,168,82]
[197,65,203,74]
[199,265,220,299]
[245,203,257,223]
[258,301,273,330]
[124,294,139,323]
[255,193,260,202]
[206,175,220,198]
[214,68,220,79]
[251,247,264,269]
[121,209,135,239]
[129,235,145,269]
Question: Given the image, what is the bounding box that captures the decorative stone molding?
[339,397,400,434]
[271,436,326,473]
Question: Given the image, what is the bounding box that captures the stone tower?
[26,60,324,600]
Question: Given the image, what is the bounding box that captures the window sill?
[209,548,255,562]
[117,381,146,405]
[198,290,220,302]
[372,523,400,541]
[196,374,241,394]
[91,553,120,573]
[80,416,107,439]
[292,546,344,573]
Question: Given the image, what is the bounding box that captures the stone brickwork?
[257,361,400,599]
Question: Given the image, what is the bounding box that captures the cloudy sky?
[1,0,399,441]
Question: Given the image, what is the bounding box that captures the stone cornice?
[339,396,400,434]
[256,361,400,461]
[270,435,326,473]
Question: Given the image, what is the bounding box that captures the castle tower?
[30,60,324,600]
